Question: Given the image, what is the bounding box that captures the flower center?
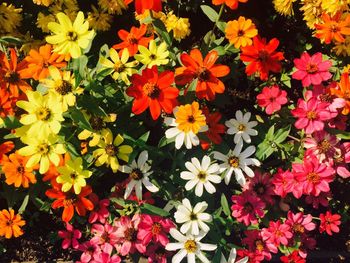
[130,168,143,180]
[187,115,195,123]
[151,222,162,235]
[306,111,317,120]
[318,139,331,153]
[114,62,126,73]
[306,63,318,74]
[184,239,197,253]
[243,202,254,213]
[67,31,78,41]
[143,82,160,99]
[237,29,244,37]
[330,24,339,33]
[258,50,269,63]
[5,71,20,83]
[190,212,197,220]
[89,116,105,131]
[197,171,207,181]
[17,165,25,174]
[319,93,333,103]
[307,172,320,183]
[254,183,265,194]
[228,156,240,168]
[37,143,50,155]
[238,124,246,131]
[6,219,13,226]
[293,223,305,234]
[36,107,51,121]
[149,54,157,60]
[105,144,117,156]
[70,172,77,180]
[127,35,138,44]
[255,240,264,252]
[124,227,137,241]
[55,80,73,95]
[100,231,110,243]
[197,67,210,81]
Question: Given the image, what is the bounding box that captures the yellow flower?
[49,0,79,20]
[46,11,95,59]
[37,12,56,33]
[18,135,66,174]
[99,48,138,85]
[88,5,113,32]
[97,0,128,14]
[225,16,258,48]
[93,130,133,173]
[321,0,350,16]
[135,40,169,68]
[332,36,350,56]
[165,12,191,41]
[135,10,166,24]
[56,157,92,194]
[78,115,117,147]
[300,0,323,29]
[41,66,83,111]
[273,0,296,16]
[0,2,22,34]
[33,0,54,7]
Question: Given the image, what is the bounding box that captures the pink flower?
[78,241,101,263]
[285,211,316,236]
[91,223,118,252]
[58,222,82,249]
[137,214,174,246]
[331,142,350,178]
[243,170,275,204]
[293,154,335,196]
[291,97,333,134]
[319,211,341,235]
[238,249,265,263]
[272,168,302,198]
[261,220,293,246]
[146,244,172,263]
[292,52,332,87]
[242,229,275,260]
[114,214,146,256]
[231,191,265,226]
[305,191,330,209]
[257,85,288,114]
[303,131,338,162]
[92,252,121,263]
[88,193,110,224]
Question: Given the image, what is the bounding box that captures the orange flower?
[225,16,258,48]
[330,72,350,115]
[212,0,248,10]
[0,49,31,98]
[19,44,67,81]
[0,141,14,163]
[0,209,25,239]
[315,13,350,44]
[175,49,230,100]
[112,24,153,56]
[2,152,37,188]
[42,153,70,183]
[135,0,162,14]
[0,88,15,118]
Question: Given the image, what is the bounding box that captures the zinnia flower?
[0,209,25,239]
[58,222,82,249]
[135,0,162,14]
[225,16,258,48]
[91,222,118,252]
[225,110,258,143]
[200,107,226,150]
[212,0,248,10]
[88,193,110,224]
[135,40,169,68]
[0,141,14,162]
[315,13,350,44]
[319,211,341,235]
[273,0,296,16]
[175,49,230,101]
[261,220,293,246]
[292,52,332,87]
[330,72,350,115]
[257,85,288,115]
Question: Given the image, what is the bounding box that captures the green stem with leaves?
[208,4,225,47]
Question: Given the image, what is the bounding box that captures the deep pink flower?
[272,168,302,198]
[78,241,101,263]
[237,249,265,263]
[319,211,341,235]
[92,252,121,263]
[285,211,316,236]
[331,142,350,178]
[91,223,118,252]
[305,191,330,209]
[231,191,265,226]
[114,214,146,256]
[293,154,335,196]
[291,97,333,134]
[292,52,332,87]
[146,244,172,263]
[88,194,110,224]
[58,222,82,249]
[280,250,306,263]
[257,85,288,114]
[137,214,174,246]
[244,170,275,204]
[303,131,338,162]
[261,220,293,246]
[242,229,275,260]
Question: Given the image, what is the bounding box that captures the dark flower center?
[197,171,207,181]
[318,139,331,153]
[143,82,160,99]
[258,50,269,63]
[293,223,305,234]
[190,213,197,220]
[89,116,104,131]
[127,35,138,45]
[187,115,195,123]
[237,30,244,37]
[105,144,117,156]
[197,67,210,81]
[17,165,25,174]
[306,63,318,74]
[38,143,50,155]
[67,31,78,41]
[56,80,73,95]
[124,227,137,241]
[243,202,254,213]
[36,107,51,121]
[5,71,20,83]
[130,168,143,180]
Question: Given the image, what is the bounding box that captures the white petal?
[198,242,217,251]
[233,141,243,156]
[243,166,255,178]
[201,155,210,171]
[166,242,184,251]
[185,179,199,191]
[203,182,216,194]
[193,201,208,214]
[143,177,159,192]
[166,127,181,138]
[235,110,243,121]
[124,180,136,199]
[180,221,192,234]
[172,249,187,263]
[181,171,196,180]
[240,146,255,159]
[185,161,199,174]
[195,183,204,197]
[213,151,228,162]
[137,150,148,168]
[169,228,187,242]
[196,251,210,263]
[207,174,221,184]
[188,253,196,263]
[191,157,202,171]
[243,112,251,122]
[175,132,185,149]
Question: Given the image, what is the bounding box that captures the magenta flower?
[285,211,316,236]
[114,214,146,256]
[243,170,275,204]
[319,211,341,236]
[242,229,276,260]
[303,131,338,162]
[58,222,82,249]
[92,252,121,263]
[91,223,118,252]
[231,191,265,226]
[272,168,294,198]
[137,214,174,246]
[78,241,101,263]
[331,142,350,178]
[261,220,293,246]
[88,193,110,224]
[257,85,288,114]
[293,154,335,196]
[305,191,331,209]
[291,97,332,134]
[292,52,332,87]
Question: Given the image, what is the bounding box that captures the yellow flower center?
[238,124,246,131]
[37,143,50,155]
[293,223,305,234]
[306,111,317,120]
[307,172,320,183]
[318,139,331,153]
[36,107,51,121]
[228,156,240,168]
[184,239,197,253]
[306,63,318,74]
[197,171,207,181]
[151,222,162,234]
[67,31,78,41]
[143,82,160,99]
[114,62,126,73]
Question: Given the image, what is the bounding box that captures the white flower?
[225,111,258,144]
[166,228,217,263]
[174,198,212,235]
[213,140,260,186]
[221,248,248,263]
[180,155,221,197]
[119,150,159,200]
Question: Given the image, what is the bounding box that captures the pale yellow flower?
[165,12,191,41]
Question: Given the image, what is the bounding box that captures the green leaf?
[274,125,291,144]
[2,116,21,129]
[217,21,227,32]
[70,109,92,131]
[220,194,231,217]
[138,131,150,143]
[0,36,22,45]
[153,19,173,46]
[266,125,275,140]
[256,141,275,160]
[187,78,198,92]
[200,5,219,22]
[18,194,30,214]
[141,203,170,217]
[213,46,226,56]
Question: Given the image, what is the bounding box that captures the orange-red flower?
[0,209,25,239]
[42,153,70,183]
[200,107,226,150]
[240,36,284,81]
[315,13,350,44]
[112,24,153,56]
[0,49,31,98]
[135,0,162,14]
[0,141,14,163]
[45,182,94,222]
[0,88,15,118]
[330,72,350,115]
[212,0,248,10]
[2,152,37,188]
[175,49,230,101]
[126,66,179,120]
[19,44,67,81]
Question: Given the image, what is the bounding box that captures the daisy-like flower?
[0,209,25,239]
[273,0,296,16]
[99,48,138,85]
[213,140,260,186]
[212,0,248,10]
[135,40,169,68]
[87,5,113,31]
[166,229,217,263]
[56,157,92,194]
[225,16,258,49]
[221,248,248,263]
[257,85,288,115]
[261,220,293,247]
[58,222,82,249]
[119,150,159,200]
[93,130,133,173]
[180,155,221,197]
[174,198,212,235]
[165,101,208,149]
[46,11,95,58]
[165,12,191,41]
[315,13,350,44]
[319,211,341,235]
[225,110,258,144]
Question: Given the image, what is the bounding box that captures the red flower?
[257,85,288,115]
[112,24,153,56]
[280,250,306,263]
[0,141,14,163]
[175,49,230,100]
[200,107,226,150]
[126,66,179,120]
[135,0,162,14]
[319,211,341,235]
[240,36,284,81]
[212,0,248,10]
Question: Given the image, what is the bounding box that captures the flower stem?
[208,4,225,47]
